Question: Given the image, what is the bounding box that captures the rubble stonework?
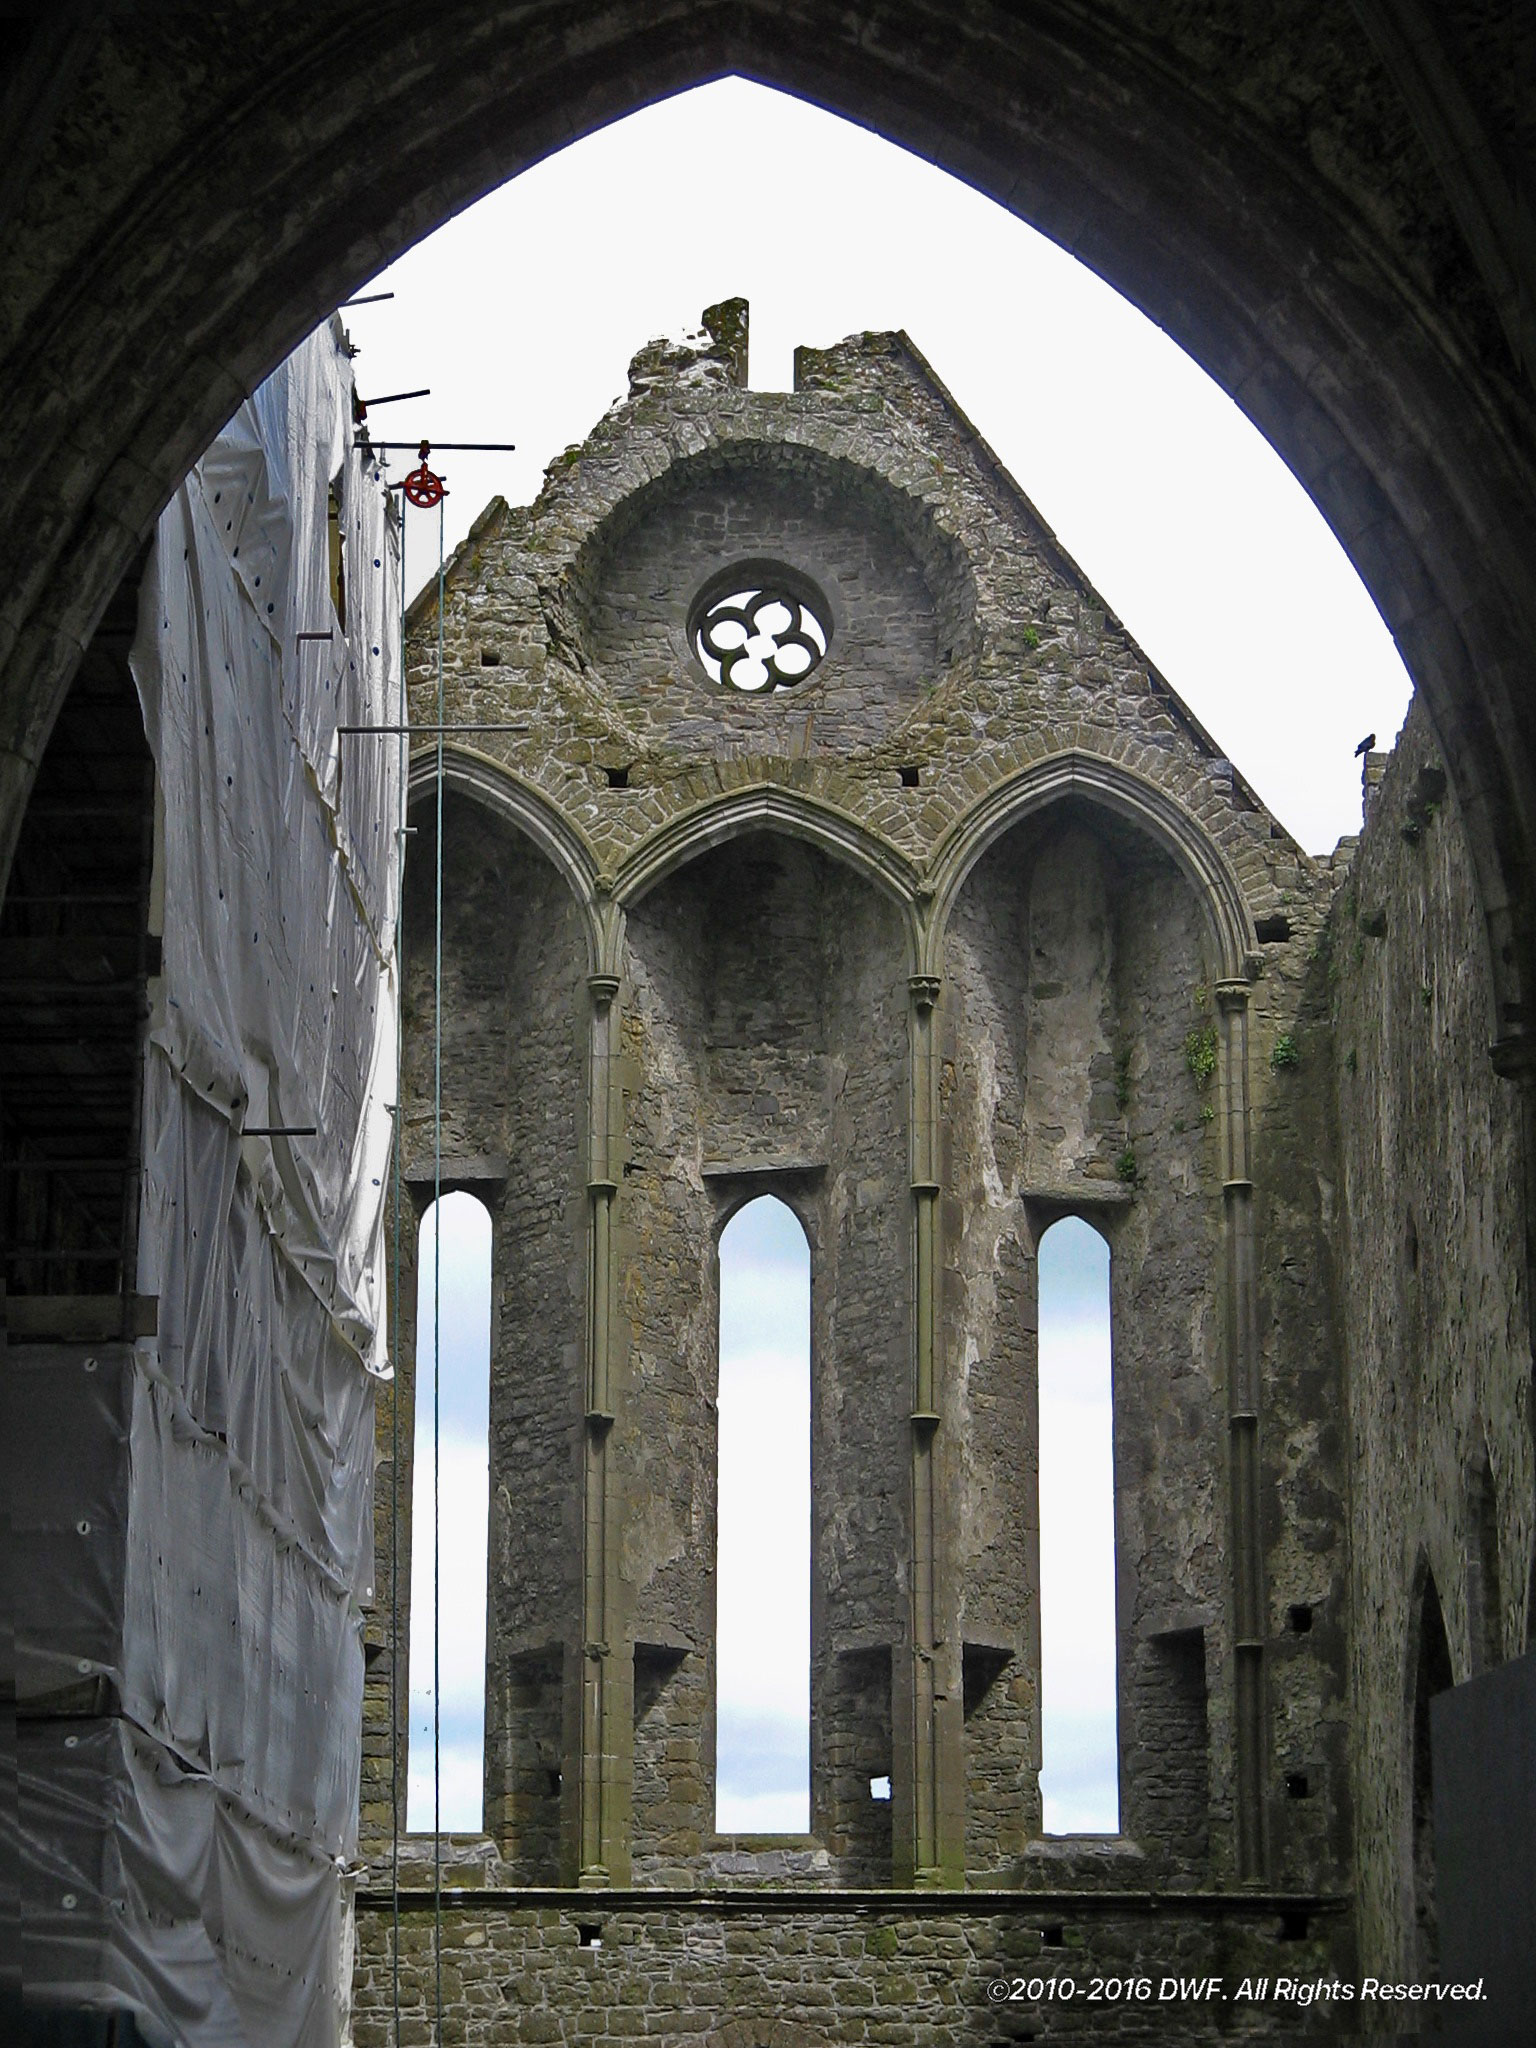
[353,303,1528,2041]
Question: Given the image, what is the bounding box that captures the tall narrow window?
[1037,1216,1120,1833]
[407,1191,492,1833]
[715,1195,811,1833]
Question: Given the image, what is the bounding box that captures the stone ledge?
[354,1885,1351,1918]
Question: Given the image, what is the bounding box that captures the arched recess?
[943,787,1236,1875]
[564,434,977,678]
[616,825,909,1884]
[394,776,592,1878]
[1406,1558,1455,1982]
[923,750,1255,982]
[6,11,1533,1039]
[612,783,921,974]
[406,746,606,975]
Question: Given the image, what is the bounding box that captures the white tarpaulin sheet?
[19,318,402,2046]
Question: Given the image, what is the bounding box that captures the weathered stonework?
[356,304,1529,2040]
[1330,698,1534,1986]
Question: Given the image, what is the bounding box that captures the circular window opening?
[689,563,831,693]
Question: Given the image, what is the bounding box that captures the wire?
[389,477,407,2048]
[432,491,447,2047]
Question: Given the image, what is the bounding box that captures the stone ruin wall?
[1328,697,1535,1982]
[353,307,1533,2041]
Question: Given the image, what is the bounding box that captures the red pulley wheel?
[402,462,446,508]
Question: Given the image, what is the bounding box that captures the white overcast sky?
[393,75,1414,1840]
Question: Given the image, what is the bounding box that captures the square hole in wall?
[1278,1909,1311,1942]
[1040,1924,1064,1947]
[899,765,920,787]
[1287,1603,1314,1633]
[869,1775,892,1801]
[577,1923,603,1949]
[1254,913,1291,943]
[605,765,630,789]
[1284,1771,1311,1799]
[481,648,501,666]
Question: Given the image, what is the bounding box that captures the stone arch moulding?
[610,782,922,973]
[561,430,976,672]
[406,745,609,975]
[920,749,1258,982]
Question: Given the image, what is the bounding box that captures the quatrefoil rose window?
[689,565,831,693]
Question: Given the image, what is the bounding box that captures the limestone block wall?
[1330,698,1535,1981]
[1247,853,1354,1904]
[350,1891,1349,2046]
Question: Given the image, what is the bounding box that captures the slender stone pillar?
[1216,978,1268,1881]
[894,971,964,1885]
[571,969,631,1885]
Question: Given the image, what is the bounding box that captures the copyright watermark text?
[984,1973,1488,2007]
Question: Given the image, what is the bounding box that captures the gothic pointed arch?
[923,748,1256,981]
[408,745,604,974]
[612,782,921,972]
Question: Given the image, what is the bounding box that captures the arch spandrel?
[923,749,1258,983]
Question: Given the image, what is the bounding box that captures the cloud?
[406,1431,489,1830]
[1040,1711,1121,1835]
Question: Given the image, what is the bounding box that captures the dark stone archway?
[1,3,1532,1039]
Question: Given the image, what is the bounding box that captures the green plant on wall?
[1185,1021,1218,1091]
[1271,1032,1300,1070]
[1116,1146,1140,1186]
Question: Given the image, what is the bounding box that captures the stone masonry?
[352,303,1531,2042]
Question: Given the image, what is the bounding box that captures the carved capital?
[587,974,621,1010]
[1214,978,1250,1013]
[909,974,942,1012]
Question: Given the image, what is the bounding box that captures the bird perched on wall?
[1354,733,1376,756]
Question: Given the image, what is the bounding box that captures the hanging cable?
[389,482,407,2048]
[431,489,447,2048]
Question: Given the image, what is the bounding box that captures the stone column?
[893,971,964,1885]
[1216,977,1268,1881]
[570,969,631,1885]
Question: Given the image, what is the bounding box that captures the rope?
[389,490,407,2048]
[431,492,447,2047]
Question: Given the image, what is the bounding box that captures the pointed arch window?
[407,1190,493,1833]
[715,1195,811,1833]
[1037,1216,1120,1834]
